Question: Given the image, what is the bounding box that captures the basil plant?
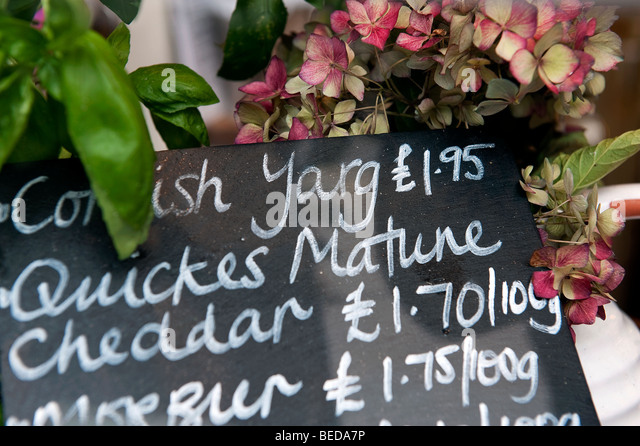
[0,0,219,259]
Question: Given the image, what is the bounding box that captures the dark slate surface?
[0,130,599,426]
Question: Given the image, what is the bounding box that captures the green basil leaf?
[151,107,210,150]
[99,0,141,24]
[304,0,343,10]
[130,63,219,114]
[304,0,323,7]
[42,0,91,45]
[37,53,77,155]
[0,15,46,64]
[560,129,640,191]
[59,31,155,259]
[8,89,61,163]
[48,97,78,157]
[37,53,63,100]
[218,0,287,81]
[7,0,40,21]
[107,21,131,68]
[0,69,34,170]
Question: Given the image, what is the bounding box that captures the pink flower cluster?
[531,221,624,338]
[234,0,623,144]
[522,161,627,338]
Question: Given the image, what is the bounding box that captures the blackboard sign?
[0,130,599,426]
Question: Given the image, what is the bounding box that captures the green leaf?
[56,31,156,259]
[8,89,61,163]
[7,0,40,21]
[0,69,34,170]
[47,96,78,157]
[0,15,46,64]
[304,0,344,9]
[130,63,219,114]
[559,129,640,192]
[475,100,509,116]
[304,0,324,7]
[42,0,91,45]
[99,0,142,24]
[107,21,131,68]
[485,78,518,102]
[37,53,63,100]
[218,0,288,81]
[151,107,210,150]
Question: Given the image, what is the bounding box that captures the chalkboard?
[0,130,600,426]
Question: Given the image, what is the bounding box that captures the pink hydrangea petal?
[586,32,624,72]
[306,34,335,63]
[331,10,352,35]
[496,29,527,61]
[481,0,513,26]
[573,17,597,50]
[289,118,310,140]
[377,1,401,29]
[592,259,613,282]
[474,19,502,51]
[557,51,594,92]
[586,17,597,36]
[409,10,434,34]
[555,244,589,269]
[347,0,371,25]
[593,236,613,260]
[312,23,332,37]
[239,81,274,100]
[32,8,45,29]
[566,298,599,325]
[556,0,583,22]
[265,56,287,91]
[600,260,625,292]
[540,44,580,84]
[235,123,264,144]
[365,0,389,22]
[422,2,442,17]
[331,37,349,68]
[530,246,557,268]
[505,0,537,39]
[300,59,331,86]
[531,0,557,39]
[362,26,392,50]
[537,66,559,94]
[323,68,344,98]
[538,228,549,245]
[562,276,592,300]
[532,270,558,298]
[396,33,431,51]
[354,23,375,41]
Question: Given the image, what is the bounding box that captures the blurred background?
[87,0,640,323]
